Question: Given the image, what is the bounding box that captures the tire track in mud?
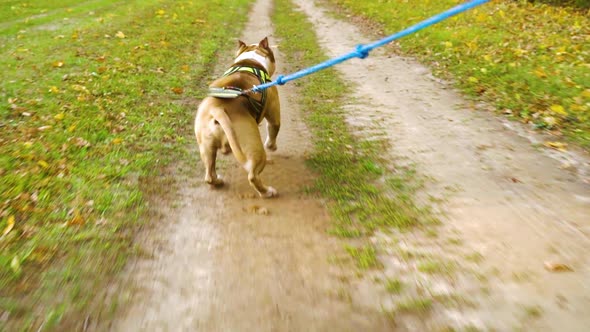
[101,0,392,330]
[295,0,590,331]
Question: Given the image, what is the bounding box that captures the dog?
[194,37,280,198]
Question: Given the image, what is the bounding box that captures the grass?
[0,0,252,330]
[384,278,404,294]
[396,297,433,314]
[523,304,544,318]
[325,0,590,149]
[530,0,590,9]
[345,245,380,269]
[273,0,434,252]
[464,252,484,263]
[432,293,477,308]
[417,259,457,275]
[0,0,106,22]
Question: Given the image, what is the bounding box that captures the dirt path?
[295,0,590,331]
[100,0,590,331]
[102,0,391,330]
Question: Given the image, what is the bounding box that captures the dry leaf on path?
[544,261,573,272]
[243,205,269,215]
[544,141,567,151]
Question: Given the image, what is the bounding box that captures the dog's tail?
[210,107,247,164]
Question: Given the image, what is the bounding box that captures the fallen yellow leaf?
[544,141,567,151]
[54,112,65,121]
[38,160,49,168]
[476,13,487,22]
[533,68,547,78]
[2,216,15,237]
[68,211,85,226]
[11,256,21,275]
[549,104,567,115]
[115,31,125,39]
[52,61,64,68]
[112,138,123,145]
[171,87,183,94]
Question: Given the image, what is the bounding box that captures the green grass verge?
[384,278,404,294]
[0,0,252,330]
[530,0,590,10]
[1,0,93,22]
[326,0,590,148]
[272,0,435,267]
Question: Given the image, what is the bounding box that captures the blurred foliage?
[525,0,590,10]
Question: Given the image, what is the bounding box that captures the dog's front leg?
[264,93,280,151]
[264,121,280,151]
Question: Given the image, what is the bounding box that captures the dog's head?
[235,37,276,76]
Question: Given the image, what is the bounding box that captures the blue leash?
[250,0,489,93]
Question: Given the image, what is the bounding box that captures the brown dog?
[194,37,280,198]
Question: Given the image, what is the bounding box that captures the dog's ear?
[258,37,269,50]
[237,40,248,56]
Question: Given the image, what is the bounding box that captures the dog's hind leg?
[245,157,277,198]
[217,109,277,198]
[199,141,224,187]
[220,135,232,155]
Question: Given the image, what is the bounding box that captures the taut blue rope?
[251,0,489,93]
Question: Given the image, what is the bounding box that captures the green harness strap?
[208,66,272,122]
[222,66,271,83]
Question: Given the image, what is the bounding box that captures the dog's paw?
[220,144,232,155]
[264,140,277,151]
[261,186,278,198]
[206,176,224,187]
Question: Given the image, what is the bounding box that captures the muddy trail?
[98,0,590,331]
